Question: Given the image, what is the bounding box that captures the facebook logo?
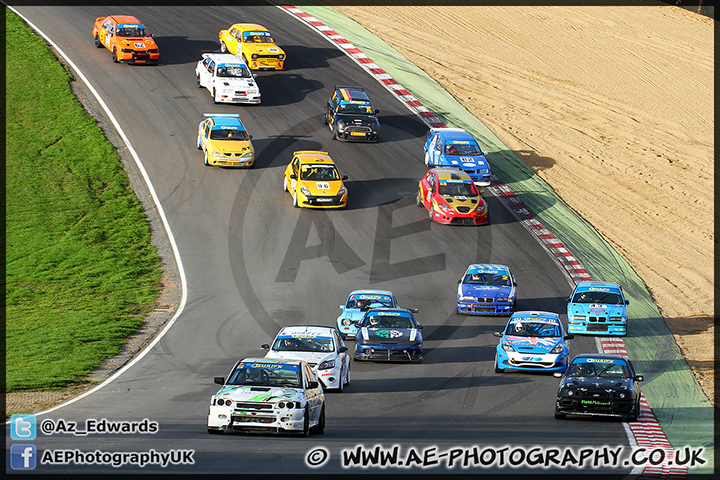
[10,444,37,470]
[10,414,36,440]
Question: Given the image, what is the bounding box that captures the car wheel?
[204,151,210,166]
[416,190,424,207]
[424,152,430,166]
[220,41,227,53]
[112,47,119,63]
[301,406,310,437]
[554,410,566,419]
[428,207,434,222]
[292,191,299,208]
[196,74,202,88]
[197,134,203,150]
[283,176,289,192]
[311,405,325,435]
[332,125,339,141]
[626,401,640,422]
[345,362,351,386]
[94,34,102,48]
[207,427,223,434]
[212,88,219,104]
[337,367,345,393]
[494,354,503,373]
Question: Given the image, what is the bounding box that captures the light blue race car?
[423,128,492,186]
[336,290,397,340]
[457,264,516,315]
[493,311,574,373]
[566,282,629,335]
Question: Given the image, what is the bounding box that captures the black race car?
[353,308,422,362]
[323,85,380,142]
[554,353,644,421]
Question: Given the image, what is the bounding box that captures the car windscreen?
[216,66,252,78]
[444,142,483,155]
[117,27,148,37]
[226,362,301,388]
[242,33,274,43]
[300,165,339,181]
[337,103,373,115]
[572,291,622,304]
[505,321,560,337]
[567,361,630,378]
[363,314,414,329]
[438,182,477,197]
[464,272,510,286]
[272,336,335,353]
[346,295,394,309]
[210,129,249,141]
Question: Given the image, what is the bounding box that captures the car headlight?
[241,152,253,158]
[459,296,474,301]
[610,316,626,322]
[475,204,486,212]
[551,344,564,354]
[318,359,335,370]
[570,315,586,321]
[276,401,299,409]
[341,318,352,326]
[215,397,233,406]
[251,54,259,59]
[618,393,626,399]
[437,204,453,214]
[300,186,311,196]
[278,54,285,59]
[338,186,346,195]
[564,389,574,397]
[336,120,346,130]
[502,343,514,352]
[212,151,223,158]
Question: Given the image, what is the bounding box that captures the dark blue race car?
[353,308,423,362]
[457,264,516,315]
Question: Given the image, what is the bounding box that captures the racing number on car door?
[428,135,439,165]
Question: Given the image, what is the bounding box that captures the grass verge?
[5,9,162,396]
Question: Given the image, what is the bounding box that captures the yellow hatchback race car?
[196,113,254,168]
[218,23,285,70]
[283,151,348,209]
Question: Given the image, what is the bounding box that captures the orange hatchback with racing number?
[92,15,159,64]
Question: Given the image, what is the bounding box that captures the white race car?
[262,326,351,392]
[207,358,325,436]
[195,53,260,104]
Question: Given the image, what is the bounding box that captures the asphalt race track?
[8,5,637,475]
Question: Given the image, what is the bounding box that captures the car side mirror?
[214,376,225,385]
[338,346,348,353]
[635,375,644,382]
[307,381,319,389]
[374,109,379,114]
[565,333,574,340]
[341,175,348,180]
[493,331,502,338]
[408,308,418,313]
[249,135,253,140]
[625,300,630,305]
[261,343,269,350]
[339,305,344,309]
[290,174,297,180]
[513,282,518,286]
[457,279,462,284]
[553,372,563,378]
[417,324,424,329]
[566,298,571,303]
[479,189,484,195]
[253,73,257,78]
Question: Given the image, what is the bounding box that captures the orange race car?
[92,15,159,64]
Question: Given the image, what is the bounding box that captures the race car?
[493,311,574,373]
[457,264,517,315]
[262,326,351,392]
[283,151,348,208]
[554,354,644,421]
[324,85,380,142]
[423,128,492,186]
[196,113,254,168]
[195,53,260,104]
[336,290,398,340]
[207,358,325,436]
[566,282,629,335]
[417,168,488,225]
[218,23,285,70]
[92,15,159,64]
[354,308,423,362]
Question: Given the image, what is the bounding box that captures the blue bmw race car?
[566,282,629,335]
[336,290,398,340]
[493,311,573,373]
[354,308,423,362]
[457,264,516,315]
[423,128,492,186]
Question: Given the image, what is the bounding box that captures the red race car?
[417,168,488,225]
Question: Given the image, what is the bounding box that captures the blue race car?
[493,311,573,373]
[336,290,399,340]
[423,128,492,186]
[566,282,629,336]
[457,264,516,315]
[353,308,423,362]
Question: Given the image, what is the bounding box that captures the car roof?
[466,264,511,274]
[110,15,144,25]
[210,117,246,129]
[278,326,336,337]
[239,357,304,367]
[202,53,248,65]
[435,129,477,143]
[433,168,474,182]
[294,151,335,165]
[232,23,270,32]
[508,311,560,322]
[335,86,371,103]
[571,353,630,362]
[349,289,394,296]
[574,281,622,291]
[366,307,414,316]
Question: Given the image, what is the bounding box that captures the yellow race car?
[218,23,285,70]
[283,151,348,209]
[196,114,254,168]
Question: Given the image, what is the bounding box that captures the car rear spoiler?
[335,85,364,91]
[203,113,241,118]
[428,127,466,134]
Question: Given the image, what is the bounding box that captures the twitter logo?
[10,414,36,441]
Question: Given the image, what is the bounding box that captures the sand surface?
[332,4,714,402]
